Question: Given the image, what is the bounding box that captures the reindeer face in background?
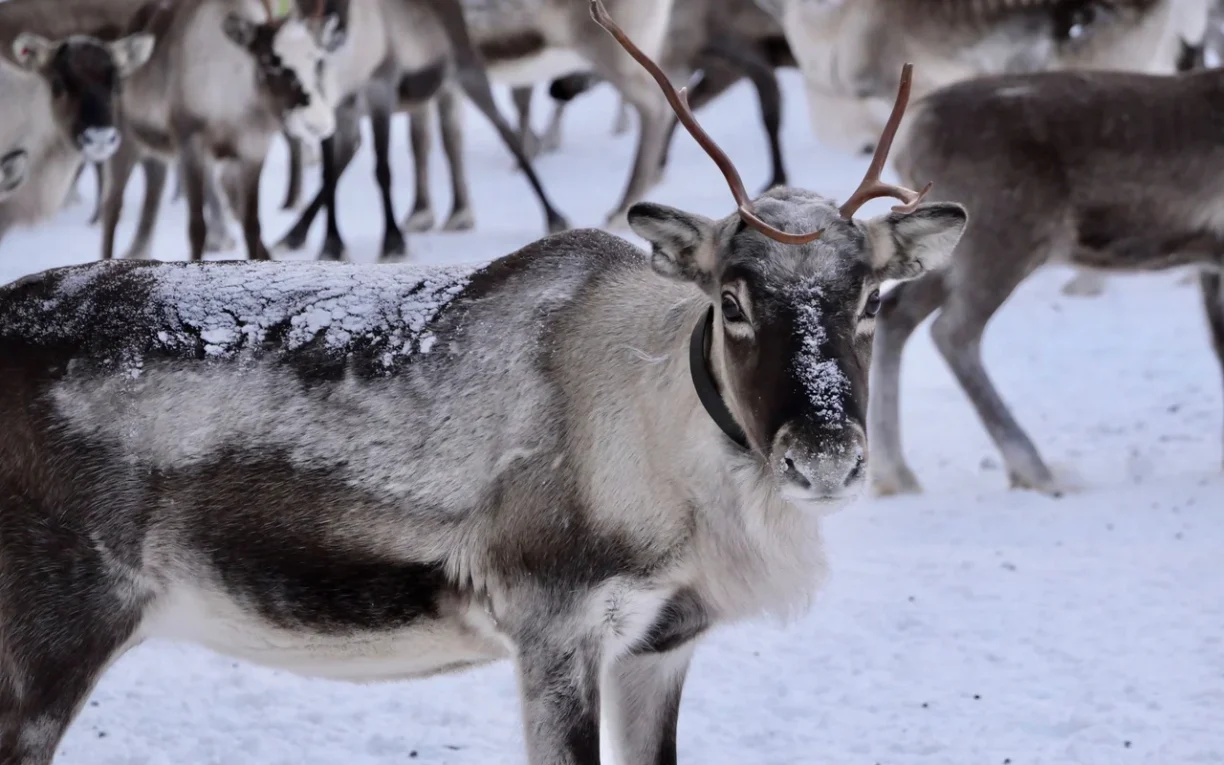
[7,33,155,163]
[222,12,337,143]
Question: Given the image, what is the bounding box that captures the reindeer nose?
[774,423,867,501]
[79,127,120,160]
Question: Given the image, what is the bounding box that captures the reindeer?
[499,0,794,184]
[457,0,699,228]
[760,0,1208,155]
[96,0,336,262]
[404,0,794,234]
[0,149,28,202]
[759,0,1211,300]
[0,2,965,762]
[868,61,1224,498]
[268,0,567,262]
[0,5,154,246]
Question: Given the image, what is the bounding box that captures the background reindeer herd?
[2,0,1224,497]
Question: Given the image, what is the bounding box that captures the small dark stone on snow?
[97,732,106,739]
[973,694,981,700]
[409,751,418,758]
[921,702,929,709]
[1124,741,1132,748]
[89,701,99,707]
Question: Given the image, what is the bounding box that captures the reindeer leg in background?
[403,100,436,233]
[452,59,569,233]
[98,138,141,261]
[170,158,184,201]
[543,71,602,154]
[1200,269,1224,467]
[203,166,237,253]
[511,85,541,159]
[868,272,949,496]
[366,78,408,261]
[272,100,363,257]
[63,162,86,209]
[89,162,105,225]
[437,82,474,232]
[121,157,168,260]
[281,132,305,210]
[699,34,786,190]
[611,92,631,135]
[237,157,271,261]
[576,14,680,228]
[431,0,568,233]
[177,133,210,263]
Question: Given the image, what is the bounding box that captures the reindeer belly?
[138,572,511,682]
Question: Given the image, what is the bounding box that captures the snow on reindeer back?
[148,261,480,368]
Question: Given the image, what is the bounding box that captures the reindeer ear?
[109,33,155,77]
[223,13,259,48]
[11,33,55,71]
[627,202,718,287]
[863,202,967,281]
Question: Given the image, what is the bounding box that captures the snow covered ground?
[3,71,1222,765]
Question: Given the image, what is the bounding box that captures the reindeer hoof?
[378,251,409,264]
[381,233,407,260]
[539,128,562,155]
[317,239,346,262]
[870,466,923,497]
[205,233,237,253]
[402,208,436,233]
[442,208,475,232]
[1060,271,1107,297]
[546,212,570,235]
[121,247,152,261]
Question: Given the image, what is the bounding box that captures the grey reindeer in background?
[0,0,155,246]
[869,60,1224,498]
[0,1,967,762]
[98,0,337,262]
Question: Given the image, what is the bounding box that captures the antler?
[314,0,325,19]
[589,0,824,245]
[836,63,933,219]
[258,0,275,21]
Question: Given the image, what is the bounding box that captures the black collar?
[689,306,751,451]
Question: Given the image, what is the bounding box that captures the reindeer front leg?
[514,632,603,765]
[602,644,694,765]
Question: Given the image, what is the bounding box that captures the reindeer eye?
[721,293,744,322]
[863,288,881,318]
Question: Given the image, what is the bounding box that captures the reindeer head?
[0,149,29,201]
[222,0,336,143]
[7,33,154,163]
[592,0,967,504]
[295,0,350,52]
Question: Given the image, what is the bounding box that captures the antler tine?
[314,0,325,20]
[258,0,275,22]
[837,63,934,220]
[589,0,823,245]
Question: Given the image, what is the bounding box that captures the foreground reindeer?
[0,23,153,245]
[0,2,965,762]
[98,0,336,262]
[869,63,1224,497]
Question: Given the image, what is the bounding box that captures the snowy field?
[3,71,1222,764]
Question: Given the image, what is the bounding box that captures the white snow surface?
[1,71,1221,764]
